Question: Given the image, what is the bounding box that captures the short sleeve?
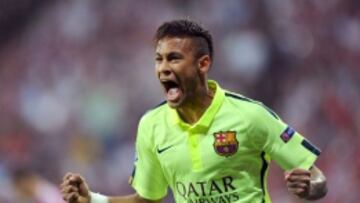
[130,117,168,200]
[251,105,320,171]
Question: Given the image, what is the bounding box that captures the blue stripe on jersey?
[225,92,279,120]
[260,152,268,203]
[151,100,167,110]
[301,139,321,156]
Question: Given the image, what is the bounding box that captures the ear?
[197,55,211,74]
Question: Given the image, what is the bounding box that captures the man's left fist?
[284,168,311,199]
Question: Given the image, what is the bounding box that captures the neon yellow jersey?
[130,80,320,203]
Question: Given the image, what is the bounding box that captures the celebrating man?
[60,19,327,203]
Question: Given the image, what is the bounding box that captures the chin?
[166,99,185,109]
[167,101,180,109]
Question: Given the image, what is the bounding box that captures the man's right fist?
[60,173,91,203]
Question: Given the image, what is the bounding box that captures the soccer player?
[60,19,327,203]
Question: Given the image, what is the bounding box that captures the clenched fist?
[60,173,91,203]
[285,168,311,199]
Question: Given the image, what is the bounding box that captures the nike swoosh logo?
[157,145,173,154]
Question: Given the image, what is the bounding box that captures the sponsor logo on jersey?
[175,176,239,203]
[280,126,295,143]
[213,131,238,157]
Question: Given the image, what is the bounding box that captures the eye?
[168,54,182,62]
[169,58,179,62]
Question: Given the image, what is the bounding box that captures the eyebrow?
[167,52,183,58]
[156,51,183,58]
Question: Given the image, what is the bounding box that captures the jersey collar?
[168,80,225,133]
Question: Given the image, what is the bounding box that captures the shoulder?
[138,100,167,127]
[136,101,167,145]
[224,91,257,109]
[223,91,280,121]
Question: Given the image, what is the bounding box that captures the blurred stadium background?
[0,0,359,202]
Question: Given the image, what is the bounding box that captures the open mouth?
[162,80,178,92]
[161,80,183,103]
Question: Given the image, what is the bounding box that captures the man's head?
[155,19,213,60]
[154,19,214,108]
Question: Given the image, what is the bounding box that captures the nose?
[157,62,171,76]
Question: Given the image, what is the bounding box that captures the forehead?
[156,37,195,55]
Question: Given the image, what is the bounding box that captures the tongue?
[167,87,182,102]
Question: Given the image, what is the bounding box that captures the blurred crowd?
[0,0,359,202]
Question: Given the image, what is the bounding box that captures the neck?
[177,84,214,125]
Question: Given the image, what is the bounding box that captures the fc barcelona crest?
[213,131,238,157]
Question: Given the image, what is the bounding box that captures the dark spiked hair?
[154,19,214,60]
